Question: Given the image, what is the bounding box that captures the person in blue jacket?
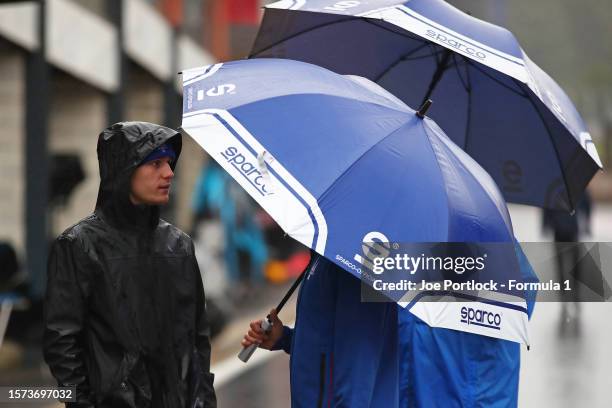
[242,253,400,407]
[398,242,537,408]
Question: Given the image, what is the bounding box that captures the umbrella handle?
[238,258,312,363]
[238,317,272,362]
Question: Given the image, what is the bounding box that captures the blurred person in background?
[191,160,268,297]
[542,191,592,334]
[191,160,268,337]
[44,122,216,408]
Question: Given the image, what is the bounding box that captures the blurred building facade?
[0,0,265,299]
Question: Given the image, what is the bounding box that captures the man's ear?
[128,192,139,206]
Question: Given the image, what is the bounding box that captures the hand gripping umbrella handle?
[238,264,310,363]
[238,317,272,362]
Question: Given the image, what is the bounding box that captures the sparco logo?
[425,29,487,60]
[221,146,272,196]
[460,306,501,330]
[353,231,390,273]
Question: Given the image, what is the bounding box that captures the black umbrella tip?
[416,99,433,119]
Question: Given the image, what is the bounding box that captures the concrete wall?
[0,40,25,253]
[49,70,105,236]
[70,0,107,19]
[125,63,163,123]
[174,131,206,232]
[0,0,216,258]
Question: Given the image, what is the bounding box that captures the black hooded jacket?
[44,122,216,408]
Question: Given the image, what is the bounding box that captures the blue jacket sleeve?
[271,326,293,354]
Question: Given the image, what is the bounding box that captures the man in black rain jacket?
[44,122,216,408]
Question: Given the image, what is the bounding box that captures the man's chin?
[142,195,170,206]
[156,195,170,205]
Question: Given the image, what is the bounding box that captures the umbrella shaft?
[421,48,453,106]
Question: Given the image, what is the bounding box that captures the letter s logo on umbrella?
[196,84,237,100]
[324,1,361,12]
[354,231,391,274]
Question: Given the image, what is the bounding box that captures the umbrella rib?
[463,62,473,151]
[362,18,430,44]
[451,54,470,93]
[400,50,449,61]
[465,60,528,98]
[373,42,432,82]
[420,48,453,107]
[521,87,574,210]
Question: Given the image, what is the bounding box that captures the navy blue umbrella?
[251,0,603,211]
[181,58,530,345]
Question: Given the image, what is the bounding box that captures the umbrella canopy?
[251,0,603,211]
[181,58,530,344]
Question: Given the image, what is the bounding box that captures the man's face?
[130,157,174,205]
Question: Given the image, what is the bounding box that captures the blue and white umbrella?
[181,58,530,345]
[251,0,603,211]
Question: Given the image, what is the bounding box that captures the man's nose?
[162,162,174,179]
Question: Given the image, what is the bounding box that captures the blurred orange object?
[264,251,311,284]
[264,260,289,284]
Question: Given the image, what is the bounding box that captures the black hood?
[95,121,182,229]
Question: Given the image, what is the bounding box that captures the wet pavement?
[518,303,612,407]
[513,203,612,408]
[216,353,290,408]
